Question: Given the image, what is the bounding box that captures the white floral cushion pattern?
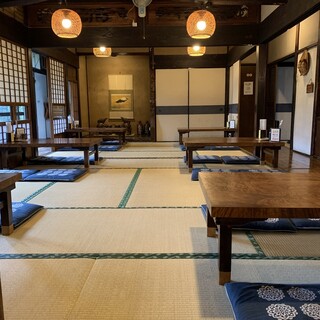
[225,282,320,320]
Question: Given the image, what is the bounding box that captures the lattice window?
[0,39,29,104]
[49,58,65,104]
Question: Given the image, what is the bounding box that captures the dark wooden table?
[0,172,21,235]
[0,137,102,169]
[183,136,285,170]
[178,127,237,145]
[199,172,320,285]
[65,127,126,144]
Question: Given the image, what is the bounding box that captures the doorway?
[34,72,50,139]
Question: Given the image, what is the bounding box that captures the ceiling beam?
[27,24,259,48]
[0,0,289,8]
[0,0,47,7]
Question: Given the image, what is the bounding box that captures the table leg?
[179,133,183,145]
[83,150,89,168]
[0,150,8,169]
[94,144,99,162]
[206,208,217,237]
[218,223,232,285]
[187,149,193,172]
[0,190,14,236]
[273,148,279,168]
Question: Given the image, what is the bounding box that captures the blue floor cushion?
[24,168,87,182]
[99,145,122,151]
[233,218,297,232]
[179,145,186,151]
[183,155,222,164]
[203,146,241,151]
[191,168,280,181]
[28,156,65,164]
[199,204,296,232]
[290,218,320,230]
[0,169,39,180]
[221,155,260,164]
[0,202,43,229]
[225,282,320,320]
[57,155,100,165]
[101,140,121,145]
[191,168,224,181]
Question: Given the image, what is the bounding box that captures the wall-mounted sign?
[243,81,253,95]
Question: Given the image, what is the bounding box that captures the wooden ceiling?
[1,0,317,49]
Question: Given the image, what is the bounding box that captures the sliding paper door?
[155,68,226,142]
[156,69,188,141]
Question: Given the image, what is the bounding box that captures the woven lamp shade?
[93,47,112,57]
[186,10,216,39]
[187,46,206,56]
[51,8,82,38]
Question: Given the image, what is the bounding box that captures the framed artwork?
[110,90,133,112]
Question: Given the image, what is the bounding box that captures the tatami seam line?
[0,253,319,260]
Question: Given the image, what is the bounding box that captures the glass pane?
[0,105,11,122]
[16,105,27,120]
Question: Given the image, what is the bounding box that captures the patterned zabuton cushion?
[24,168,87,182]
[225,282,320,320]
[221,155,260,164]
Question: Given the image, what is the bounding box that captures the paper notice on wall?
[243,81,253,95]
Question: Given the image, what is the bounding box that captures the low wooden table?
[0,137,102,169]
[65,127,126,144]
[0,172,21,235]
[199,172,320,285]
[183,137,285,170]
[178,127,237,145]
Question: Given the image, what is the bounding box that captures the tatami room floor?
[1,142,320,319]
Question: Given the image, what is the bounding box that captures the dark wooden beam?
[227,45,256,66]
[259,0,320,43]
[154,54,227,69]
[0,0,47,6]
[27,24,259,47]
[0,12,28,46]
[0,0,289,6]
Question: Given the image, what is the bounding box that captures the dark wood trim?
[255,44,268,132]
[0,12,28,46]
[154,54,227,69]
[32,48,79,68]
[259,0,320,44]
[27,24,260,48]
[227,45,256,67]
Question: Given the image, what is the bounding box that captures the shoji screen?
[156,69,188,141]
[189,68,225,137]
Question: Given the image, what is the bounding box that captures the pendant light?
[51,5,82,39]
[187,45,206,56]
[186,9,216,39]
[93,47,112,58]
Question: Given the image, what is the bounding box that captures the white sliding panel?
[189,68,226,138]
[156,69,188,141]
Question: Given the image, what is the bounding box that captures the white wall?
[228,61,240,127]
[293,47,317,154]
[268,26,296,63]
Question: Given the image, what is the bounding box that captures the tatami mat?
[2,142,318,320]
[2,259,320,320]
[126,169,206,207]
[0,208,256,254]
[251,231,320,257]
[24,168,136,207]
[12,181,53,202]
[95,158,186,169]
